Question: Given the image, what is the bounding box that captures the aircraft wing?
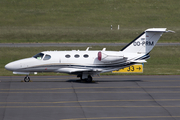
[56,68,103,74]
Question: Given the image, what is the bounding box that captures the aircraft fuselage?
[5,50,141,74]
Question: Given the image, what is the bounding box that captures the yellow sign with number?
[112,64,143,73]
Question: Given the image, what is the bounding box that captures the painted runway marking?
[61,116,180,120]
[1,85,180,91]
[0,99,180,104]
[1,76,180,82]
[1,106,180,108]
[1,91,180,94]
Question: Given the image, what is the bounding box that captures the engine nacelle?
[98,51,124,62]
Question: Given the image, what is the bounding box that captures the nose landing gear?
[24,75,30,82]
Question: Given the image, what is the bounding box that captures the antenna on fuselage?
[86,47,92,51]
[102,48,106,51]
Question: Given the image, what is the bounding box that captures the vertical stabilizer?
[121,28,168,54]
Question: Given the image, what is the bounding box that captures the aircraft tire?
[86,75,92,83]
[24,76,30,82]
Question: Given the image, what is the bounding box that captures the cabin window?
[33,53,44,60]
[65,54,71,58]
[83,54,89,58]
[43,54,51,60]
[74,54,80,58]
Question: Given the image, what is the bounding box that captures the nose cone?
[5,59,23,71]
[5,57,36,72]
[5,62,16,71]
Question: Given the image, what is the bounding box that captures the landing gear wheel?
[24,75,30,82]
[86,75,92,83]
[80,76,83,82]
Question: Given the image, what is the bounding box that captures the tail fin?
[121,28,173,54]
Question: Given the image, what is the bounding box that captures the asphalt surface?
[0,43,180,47]
[0,75,180,120]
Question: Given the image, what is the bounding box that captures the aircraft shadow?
[66,79,98,84]
[1,78,142,83]
[66,79,143,84]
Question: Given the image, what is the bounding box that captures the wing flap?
[56,68,103,74]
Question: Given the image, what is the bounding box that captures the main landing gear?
[79,75,93,83]
[86,75,93,83]
[24,75,30,82]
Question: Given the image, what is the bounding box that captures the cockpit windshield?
[33,53,44,60]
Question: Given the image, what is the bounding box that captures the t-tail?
[121,28,174,54]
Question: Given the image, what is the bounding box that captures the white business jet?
[5,28,174,82]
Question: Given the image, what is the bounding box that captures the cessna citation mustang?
[5,28,174,82]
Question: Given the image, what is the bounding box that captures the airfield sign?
[112,64,143,73]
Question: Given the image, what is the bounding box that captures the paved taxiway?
[0,75,180,120]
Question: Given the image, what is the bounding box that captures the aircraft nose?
[5,58,35,71]
[5,62,15,71]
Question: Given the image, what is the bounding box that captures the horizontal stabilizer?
[129,60,147,63]
[165,30,175,33]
